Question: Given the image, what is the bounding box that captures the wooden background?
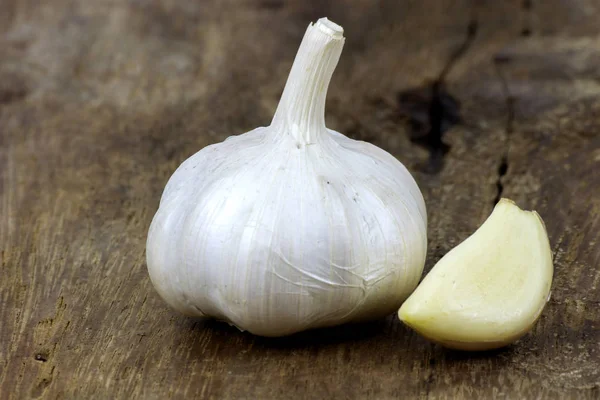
[1,0,599,398]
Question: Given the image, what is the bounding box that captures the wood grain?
[1,0,599,398]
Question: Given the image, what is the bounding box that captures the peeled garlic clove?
[146,18,427,337]
[398,198,553,350]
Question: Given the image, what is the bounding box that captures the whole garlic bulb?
[147,18,427,337]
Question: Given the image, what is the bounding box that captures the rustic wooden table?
[1,0,599,398]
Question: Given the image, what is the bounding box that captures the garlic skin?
[147,18,427,337]
[399,199,553,350]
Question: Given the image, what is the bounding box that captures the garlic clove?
[398,198,553,351]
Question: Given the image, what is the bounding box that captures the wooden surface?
[1,0,599,398]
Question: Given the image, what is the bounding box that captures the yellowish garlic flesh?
[398,199,553,351]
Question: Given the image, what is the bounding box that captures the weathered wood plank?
[1,0,598,398]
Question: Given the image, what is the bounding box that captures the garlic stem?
[272,18,345,144]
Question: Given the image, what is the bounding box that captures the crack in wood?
[397,13,478,173]
[521,0,534,37]
[492,58,515,205]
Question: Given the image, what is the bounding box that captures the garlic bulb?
[399,199,553,350]
[147,18,427,337]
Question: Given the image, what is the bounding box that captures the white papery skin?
[147,18,427,337]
